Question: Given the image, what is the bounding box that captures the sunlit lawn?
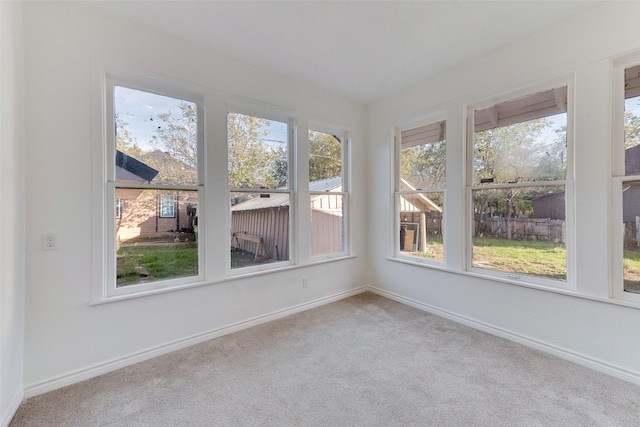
[623,248,640,293]
[403,236,444,261]
[117,243,198,286]
[117,243,272,285]
[472,237,566,280]
[404,236,567,280]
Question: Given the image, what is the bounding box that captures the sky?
[115,86,190,151]
[627,96,640,118]
[115,86,287,152]
[116,86,639,156]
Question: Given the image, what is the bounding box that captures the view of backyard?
[402,236,567,280]
[113,72,640,294]
[624,248,640,293]
[117,242,197,286]
[472,237,566,280]
[117,239,268,286]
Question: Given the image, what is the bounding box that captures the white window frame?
[466,81,575,290]
[612,54,640,304]
[91,65,205,302]
[159,194,177,218]
[308,126,350,261]
[226,107,295,276]
[394,115,447,266]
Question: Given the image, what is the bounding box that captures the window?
[309,129,348,257]
[228,112,291,271]
[115,198,122,219]
[469,86,571,286]
[105,82,203,295]
[159,194,177,218]
[613,60,640,302]
[396,120,446,262]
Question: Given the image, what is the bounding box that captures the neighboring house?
[532,145,640,223]
[115,150,197,242]
[231,177,345,260]
[533,191,566,220]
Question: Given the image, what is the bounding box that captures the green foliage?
[472,118,565,222]
[228,113,286,188]
[152,103,197,168]
[474,118,556,184]
[115,115,143,158]
[401,140,445,189]
[309,131,342,182]
[623,247,640,293]
[625,97,640,149]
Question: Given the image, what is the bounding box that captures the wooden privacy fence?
[231,207,289,261]
[473,217,566,242]
[623,217,640,248]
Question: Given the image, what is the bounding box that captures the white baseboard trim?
[368,286,640,386]
[24,286,368,399]
[1,388,24,427]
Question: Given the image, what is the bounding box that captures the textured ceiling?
[89,1,603,103]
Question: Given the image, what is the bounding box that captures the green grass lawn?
[623,248,640,293]
[117,243,198,286]
[404,236,566,280]
[472,236,566,280]
[117,243,270,285]
[403,236,444,261]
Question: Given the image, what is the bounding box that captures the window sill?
[90,255,357,305]
[386,256,640,311]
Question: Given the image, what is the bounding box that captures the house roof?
[232,177,342,211]
[116,150,159,183]
[627,64,640,99]
[309,176,342,192]
[399,178,442,213]
[474,87,567,132]
[138,150,197,186]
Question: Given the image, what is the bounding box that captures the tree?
[473,118,556,239]
[228,113,286,189]
[537,124,567,181]
[309,131,342,182]
[128,102,200,186]
[115,115,143,158]
[625,97,640,148]
[473,118,550,184]
[401,140,445,190]
[151,103,197,168]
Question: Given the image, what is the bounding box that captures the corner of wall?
[1,0,27,424]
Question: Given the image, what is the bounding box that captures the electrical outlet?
[302,278,309,288]
[43,233,58,251]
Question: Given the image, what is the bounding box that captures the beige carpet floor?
[10,292,640,426]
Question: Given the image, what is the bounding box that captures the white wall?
[22,2,366,395]
[367,1,640,382]
[0,0,26,424]
[17,0,640,412]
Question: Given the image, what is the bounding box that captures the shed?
[231,177,344,261]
